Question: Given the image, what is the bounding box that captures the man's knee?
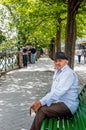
[37,106,47,115]
[38,106,46,112]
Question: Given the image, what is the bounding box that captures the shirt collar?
[61,64,68,71]
[55,64,68,73]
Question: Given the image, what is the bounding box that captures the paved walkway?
[0,55,86,130]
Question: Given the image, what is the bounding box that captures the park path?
[0,55,86,130]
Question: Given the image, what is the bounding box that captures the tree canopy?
[0,1,85,47]
[0,0,86,67]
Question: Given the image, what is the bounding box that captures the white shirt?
[40,65,79,114]
[77,49,82,55]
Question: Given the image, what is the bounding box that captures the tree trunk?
[55,18,61,52]
[49,38,55,60]
[65,0,83,69]
[65,7,76,69]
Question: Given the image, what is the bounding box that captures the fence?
[0,50,21,76]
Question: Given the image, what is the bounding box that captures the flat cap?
[54,52,68,60]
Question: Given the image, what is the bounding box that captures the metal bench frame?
[41,85,86,130]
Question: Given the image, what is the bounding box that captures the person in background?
[30,47,36,64]
[83,49,86,63]
[29,52,79,130]
[26,46,31,64]
[22,47,28,67]
[36,46,41,60]
[76,48,82,64]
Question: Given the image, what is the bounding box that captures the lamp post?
[17,31,22,68]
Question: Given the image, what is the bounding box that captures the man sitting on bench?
[30,52,79,130]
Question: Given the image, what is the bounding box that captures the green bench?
[41,84,86,130]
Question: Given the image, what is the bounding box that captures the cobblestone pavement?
[0,55,86,130]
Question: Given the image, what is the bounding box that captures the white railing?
[0,50,19,76]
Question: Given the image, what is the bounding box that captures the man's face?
[54,59,68,70]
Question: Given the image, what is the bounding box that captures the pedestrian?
[83,49,86,63]
[22,47,28,67]
[36,46,41,60]
[30,47,36,64]
[76,48,82,63]
[29,52,79,130]
[26,46,31,64]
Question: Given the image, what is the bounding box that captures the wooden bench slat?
[68,118,73,130]
[78,107,86,127]
[41,118,48,130]
[73,116,79,130]
[76,111,85,130]
[53,118,57,130]
[64,119,69,130]
[48,118,53,130]
[59,118,63,130]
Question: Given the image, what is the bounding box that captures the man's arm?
[40,71,76,106]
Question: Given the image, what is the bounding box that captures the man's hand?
[30,100,42,115]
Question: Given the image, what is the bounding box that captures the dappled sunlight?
[0,56,54,130]
[0,71,52,130]
[74,65,86,71]
[0,100,8,105]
